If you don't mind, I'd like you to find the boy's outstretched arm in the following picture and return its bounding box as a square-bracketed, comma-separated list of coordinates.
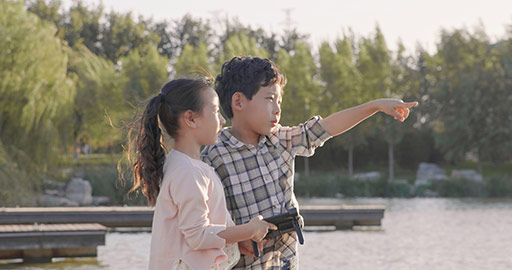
[319, 98, 418, 136]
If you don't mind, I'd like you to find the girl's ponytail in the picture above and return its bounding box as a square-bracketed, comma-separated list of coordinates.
[129, 95, 166, 206]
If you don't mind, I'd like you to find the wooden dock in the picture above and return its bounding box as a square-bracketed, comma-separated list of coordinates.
[0, 207, 153, 227]
[0, 205, 383, 261]
[0, 223, 106, 262]
[300, 205, 385, 229]
[0, 205, 384, 229]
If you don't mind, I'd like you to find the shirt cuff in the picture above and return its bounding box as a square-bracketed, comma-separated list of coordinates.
[200, 224, 227, 250]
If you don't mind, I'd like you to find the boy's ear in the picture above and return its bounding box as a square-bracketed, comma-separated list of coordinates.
[231, 92, 245, 112]
[182, 110, 197, 128]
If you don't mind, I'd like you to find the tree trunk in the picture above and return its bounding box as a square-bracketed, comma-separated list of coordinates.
[304, 157, 310, 176]
[348, 144, 354, 178]
[477, 149, 483, 176]
[388, 142, 394, 182]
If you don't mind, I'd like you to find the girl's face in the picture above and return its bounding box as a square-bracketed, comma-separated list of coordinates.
[195, 87, 226, 145]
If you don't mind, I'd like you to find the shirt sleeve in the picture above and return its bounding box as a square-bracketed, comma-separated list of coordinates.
[275, 115, 332, 157]
[169, 167, 226, 251]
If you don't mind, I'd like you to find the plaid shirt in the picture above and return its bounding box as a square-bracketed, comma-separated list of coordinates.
[201, 116, 331, 270]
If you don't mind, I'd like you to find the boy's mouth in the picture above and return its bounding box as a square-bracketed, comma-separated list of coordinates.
[271, 120, 278, 126]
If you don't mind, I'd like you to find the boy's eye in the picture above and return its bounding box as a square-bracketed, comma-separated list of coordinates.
[267, 97, 274, 102]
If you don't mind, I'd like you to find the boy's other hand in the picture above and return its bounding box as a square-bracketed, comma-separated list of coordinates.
[238, 239, 271, 257]
[375, 99, 418, 122]
[238, 240, 255, 257]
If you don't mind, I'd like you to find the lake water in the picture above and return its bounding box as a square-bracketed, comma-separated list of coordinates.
[1, 198, 512, 269]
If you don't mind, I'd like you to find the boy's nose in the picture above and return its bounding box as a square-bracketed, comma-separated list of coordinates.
[274, 104, 281, 115]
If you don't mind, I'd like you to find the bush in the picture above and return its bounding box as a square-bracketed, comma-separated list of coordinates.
[433, 178, 488, 197]
[487, 175, 512, 197]
[0, 144, 39, 206]
[79, 164, 147, 206]
[67, 154, 147, 206]
[295, 174, 342, 197]
[295, 174, 412, 198]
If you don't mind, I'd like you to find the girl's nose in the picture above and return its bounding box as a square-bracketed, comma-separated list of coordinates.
[220, 114, 226, 126]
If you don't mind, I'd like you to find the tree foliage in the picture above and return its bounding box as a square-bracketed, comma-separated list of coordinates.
[119, 44, 169, 106]
[0, 1, 75, 170]
[431, 28, 512, 166]
[68, 44, 124, 149]
[277, 42, 320, 126]
[1, 0, 511, 206]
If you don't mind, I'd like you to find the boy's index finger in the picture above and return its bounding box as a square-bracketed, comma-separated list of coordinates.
[400, 101, 418, 108]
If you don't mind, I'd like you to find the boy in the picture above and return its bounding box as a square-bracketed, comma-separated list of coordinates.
[201, 56, 417, 269]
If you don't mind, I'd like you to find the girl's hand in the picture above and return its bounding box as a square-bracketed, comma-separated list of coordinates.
[375, 99, 418, 122]
[248, 215, 277, 242]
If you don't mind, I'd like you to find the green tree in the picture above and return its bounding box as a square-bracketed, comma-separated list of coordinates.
[215, 32, 270, 75]
[381, 42, 420, 180]
[172, 14, 214, 57]
[173, 43, 211, 77]
[319, 35, 370, 177]
[26, 0, 64, 36]
[0, 1, 75, 167]
[277, 42, 320, 125]
[280, 28, 309, 55]
[357, 27, 407, 180]
[0, 1, 75, 204]
[277, 42, 320, 174]
[119, 44, 169, 107]
[62, 0, 103, 53]
[217, 18, 280, 61]
[101, 11, 160, 62]
[432, 27, 512, 172]
[68, 44, 125, 150]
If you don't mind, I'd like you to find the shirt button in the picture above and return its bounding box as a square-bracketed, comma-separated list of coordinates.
[210, 231, 214, 235]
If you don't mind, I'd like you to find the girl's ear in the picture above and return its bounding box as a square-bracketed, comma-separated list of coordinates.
[231, 92, 245, 112]
[182, 110, 197, 128]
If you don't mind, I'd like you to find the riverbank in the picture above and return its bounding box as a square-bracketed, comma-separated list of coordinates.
[5, 154, 512, 207]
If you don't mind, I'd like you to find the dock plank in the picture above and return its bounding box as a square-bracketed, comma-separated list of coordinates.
[0, 223, 107, 262]
[0, 205, 384, 228]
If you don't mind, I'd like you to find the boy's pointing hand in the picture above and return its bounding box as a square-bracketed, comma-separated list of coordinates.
[376, 99, 418, 122]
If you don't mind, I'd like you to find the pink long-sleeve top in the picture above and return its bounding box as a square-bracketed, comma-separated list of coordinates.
[149, 150, 235, 270]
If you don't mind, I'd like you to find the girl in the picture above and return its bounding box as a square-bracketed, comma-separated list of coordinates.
[123, 77, 276, 270]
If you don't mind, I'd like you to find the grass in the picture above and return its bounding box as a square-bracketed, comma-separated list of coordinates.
[443, 161, 512, 176]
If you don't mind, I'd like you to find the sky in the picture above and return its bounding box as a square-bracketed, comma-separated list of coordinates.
[61, 0, 512, 53]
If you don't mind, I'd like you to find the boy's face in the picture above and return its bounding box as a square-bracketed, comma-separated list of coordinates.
[242, 83, 282, 136]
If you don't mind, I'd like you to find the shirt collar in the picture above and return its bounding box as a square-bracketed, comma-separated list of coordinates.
[219, 127, 281, 149]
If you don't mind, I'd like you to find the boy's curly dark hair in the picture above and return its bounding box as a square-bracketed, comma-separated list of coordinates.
[215, 56, 287, 119]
